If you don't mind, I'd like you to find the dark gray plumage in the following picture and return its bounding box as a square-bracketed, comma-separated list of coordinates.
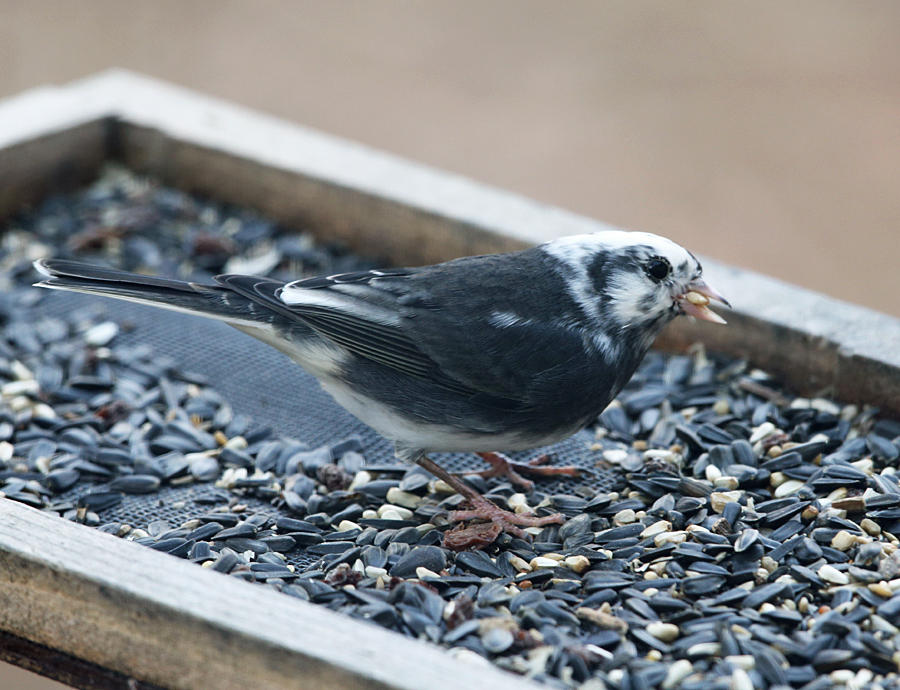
[34, 230, 729, 538]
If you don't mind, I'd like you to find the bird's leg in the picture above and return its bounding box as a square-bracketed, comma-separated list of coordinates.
[459, 451, 581, 491]
[402, 448, 565, 539]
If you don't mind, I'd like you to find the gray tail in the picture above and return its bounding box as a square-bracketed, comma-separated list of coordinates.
[33, 259, 272, 327]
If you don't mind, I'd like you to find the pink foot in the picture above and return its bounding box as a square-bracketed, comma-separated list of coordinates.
[447, 493, 564, 539]
[462, 451, 581, 491]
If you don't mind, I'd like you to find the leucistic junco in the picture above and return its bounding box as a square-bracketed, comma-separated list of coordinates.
[34, 230, 729, 543]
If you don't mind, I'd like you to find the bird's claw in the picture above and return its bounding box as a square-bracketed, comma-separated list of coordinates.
[445, 492, 564, 544]
[459, 451, 581, 491]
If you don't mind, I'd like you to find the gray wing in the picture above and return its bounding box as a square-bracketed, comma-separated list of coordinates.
[218, 259, 593, 409]
[218, 269, 481, 398]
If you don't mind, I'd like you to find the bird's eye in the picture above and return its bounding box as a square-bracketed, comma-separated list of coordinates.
[644, 257, 671, 282]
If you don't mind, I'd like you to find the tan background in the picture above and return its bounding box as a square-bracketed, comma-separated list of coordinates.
[0, 1, 897, 686]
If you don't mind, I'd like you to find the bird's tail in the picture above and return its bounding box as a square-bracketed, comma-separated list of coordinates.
[33, 259, 272, 328]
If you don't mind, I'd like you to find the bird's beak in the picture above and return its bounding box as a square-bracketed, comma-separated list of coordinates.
[677, 278, 731, 324]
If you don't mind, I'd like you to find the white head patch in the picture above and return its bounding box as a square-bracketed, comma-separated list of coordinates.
[542, 230, 702, 331]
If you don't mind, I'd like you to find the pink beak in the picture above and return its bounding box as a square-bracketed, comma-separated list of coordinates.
[676, 278, 731, 324]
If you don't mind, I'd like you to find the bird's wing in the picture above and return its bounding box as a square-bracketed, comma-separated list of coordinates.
[217, 265, 591, 409]
[217, 269, 486, 399]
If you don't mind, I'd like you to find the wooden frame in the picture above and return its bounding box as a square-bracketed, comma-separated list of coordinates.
[0, 70, 898, 688]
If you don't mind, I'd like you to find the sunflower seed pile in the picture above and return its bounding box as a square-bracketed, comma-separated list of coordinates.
[2, 167, 900, 689]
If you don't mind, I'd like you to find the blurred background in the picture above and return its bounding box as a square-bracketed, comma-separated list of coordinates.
[1, 1, 899, 318]
[0, 2, 897, 686]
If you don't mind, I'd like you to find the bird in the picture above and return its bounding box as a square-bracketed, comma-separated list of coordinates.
[33, 230, 729, 544]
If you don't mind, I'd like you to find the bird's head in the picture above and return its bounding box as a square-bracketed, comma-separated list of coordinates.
[543, 230, 730, 344]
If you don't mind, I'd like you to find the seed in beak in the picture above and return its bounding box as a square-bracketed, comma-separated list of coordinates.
[684, 291, 710, 306]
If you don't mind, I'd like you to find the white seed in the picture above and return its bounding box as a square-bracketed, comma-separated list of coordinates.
[337, 520, 360, 532]
[84, 321, 119, 346]
[684, 290, 709, 305]
[2, 380, 39, 396]
[710, 491, 742, 513]
[712, 399, 730, 415]
[871, 614, 899, 635]
[831, 530, 857, 551]
[10, 360, 33, 380]
[8, 395, 30, 411]
[774, 479, 805, 497]
[508, 493, 529, 509]
[686, 642, 720, 656]
[749, 422, 776, 444]
[644, 449, 677, 464]
[731, 668, 754, 690]
[852, 457, 875, 475]
[508, 555, 532, 572]
[646, 622, 679, 642]
[818, 564, 849, 585]
[654, 531, 687, 546]
[661, 659, 692, 689]
[564, 555, 590, 574]
[761, 556, 778, 574]
[705, 464, 722, 482]
[868, 581, 893, 598]
[861, 518, 881, 536]
[32, 403, 57, 420]
[810, 398, 840, 415]
[725, 655, 755, 670]
[613, 508, 636, 525]
[429, 479, 455, 494]
[853, 669, 874, 688]
[378, 506, 413, 521]
[416, 567, 440, 579]
[224, 435, 248, 450]
[386, 487, 421, 509]
[602, 449, 628, 464]
[713, 476, 739, 490]
[530, 556, 559, 570]
[829, 670, 854, 685]
[365, 565, 387, 578]
[641, 520, 672, 538]
[347, 470, 371, 491]
[0, 442, 12, 462]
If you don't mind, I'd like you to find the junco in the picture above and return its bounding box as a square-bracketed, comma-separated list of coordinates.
[34, 230, 729, 542]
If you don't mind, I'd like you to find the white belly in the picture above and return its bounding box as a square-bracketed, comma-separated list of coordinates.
[318, 378, 556, 453]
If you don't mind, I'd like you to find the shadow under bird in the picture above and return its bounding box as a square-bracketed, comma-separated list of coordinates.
[34, 230, 729, 544]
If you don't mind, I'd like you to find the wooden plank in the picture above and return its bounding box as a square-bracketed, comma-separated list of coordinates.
[0, 120, 110, 221]
[0, 630, 161, 690]
[0, 499, 538, 690]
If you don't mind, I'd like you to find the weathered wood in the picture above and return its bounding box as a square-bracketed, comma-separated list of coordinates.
[0, 120, 110, 221]
[0, 630, 161, 690]
[0, 499, 537, 690]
